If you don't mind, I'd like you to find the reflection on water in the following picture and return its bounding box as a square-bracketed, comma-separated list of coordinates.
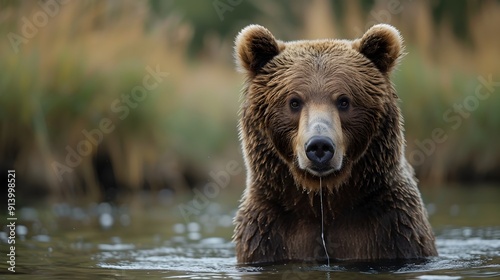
[1, 186, 499, 279]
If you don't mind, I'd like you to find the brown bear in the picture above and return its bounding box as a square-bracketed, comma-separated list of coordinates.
[233, 24, 438, 264]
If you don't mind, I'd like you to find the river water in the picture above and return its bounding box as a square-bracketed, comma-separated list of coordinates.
[1, 185, 499, 279]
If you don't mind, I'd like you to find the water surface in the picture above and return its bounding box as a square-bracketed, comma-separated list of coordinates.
[1, 186, 499, 279]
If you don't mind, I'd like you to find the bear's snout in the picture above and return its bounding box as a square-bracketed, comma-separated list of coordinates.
[296, 111, 345, 177]
[305, 136, 335, 169]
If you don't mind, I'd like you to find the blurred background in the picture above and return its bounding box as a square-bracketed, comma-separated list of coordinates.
[1, 0, 499, 204]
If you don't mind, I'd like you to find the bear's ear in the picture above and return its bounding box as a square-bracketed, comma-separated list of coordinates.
[234, 24, 281, 76]
[352, 24, 403, 74]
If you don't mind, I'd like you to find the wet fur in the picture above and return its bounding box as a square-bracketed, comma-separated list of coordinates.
[233, 24, 437, 264]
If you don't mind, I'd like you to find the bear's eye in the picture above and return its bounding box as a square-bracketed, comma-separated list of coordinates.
[289, 98, 302, 111]
[337, 96, 350, 111]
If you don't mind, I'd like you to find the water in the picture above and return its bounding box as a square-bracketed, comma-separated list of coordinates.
[1, 186, 499, 279]
[319, 177, 330, 266]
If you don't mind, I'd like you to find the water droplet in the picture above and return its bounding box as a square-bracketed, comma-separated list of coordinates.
[462, 227, 472, 237]
[16, 225, 28, 236]
[188, 232, 201, 240]
[0, 232, 7, 242]
[98, 202, 112, 214]
[173, 223, 185, 234]
[33, 235, 50, 242]
[319, 177, 330, 266]
[200, 237, 225, 245]
[100, 213, 114, 228]
[187, 222, 200, 232]
[98, 244, 135, 251]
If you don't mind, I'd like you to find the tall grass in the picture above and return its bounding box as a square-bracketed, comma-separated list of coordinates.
[0, 1, 241, 201]
[0, 0, 498, 202]
[389, 1, 500, 183]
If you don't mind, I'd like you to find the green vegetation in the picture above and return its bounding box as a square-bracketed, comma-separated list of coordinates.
[0, 0, 498, 201]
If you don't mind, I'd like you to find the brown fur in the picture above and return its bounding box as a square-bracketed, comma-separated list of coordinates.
[233, 24, 437, 264]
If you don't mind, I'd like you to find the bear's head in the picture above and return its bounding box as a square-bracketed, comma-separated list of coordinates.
[235, 24, 404, 191]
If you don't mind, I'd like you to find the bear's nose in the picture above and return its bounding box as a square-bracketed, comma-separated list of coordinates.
[305, 136, 335, 166]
